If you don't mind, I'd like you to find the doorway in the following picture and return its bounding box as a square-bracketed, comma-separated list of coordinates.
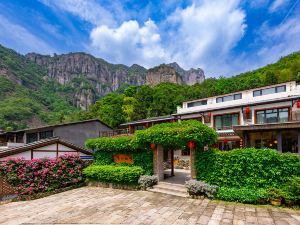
[162, 149, 191, 184]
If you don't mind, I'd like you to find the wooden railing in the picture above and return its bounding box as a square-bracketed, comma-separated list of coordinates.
[99, 129, 130, 137]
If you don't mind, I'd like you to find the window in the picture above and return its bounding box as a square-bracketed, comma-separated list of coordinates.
[214, 114, 239, 130]
[27, 133, 38, 143]
[187, 100, 207, 108]
[253, 85, 286, 97]
[216, 93, 242, 103]
[39, 130, 53, 140]
[255, 108, 289, 124]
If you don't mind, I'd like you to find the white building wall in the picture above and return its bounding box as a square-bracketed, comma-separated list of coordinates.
[58, 144, 76, 151]
[36, 144, 57, 151]
[1, 151, 31, 160]
[177, 81, 299, 115]
[33, 151, 56, 158]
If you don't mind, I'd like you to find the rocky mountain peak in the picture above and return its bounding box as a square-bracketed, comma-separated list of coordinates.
[146, 64, 183, 86]
[167, 62, 205, 85]
[25, 52, 205, 110]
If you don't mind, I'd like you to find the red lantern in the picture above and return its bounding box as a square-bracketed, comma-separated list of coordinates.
[207, 112, 212, 117]
[224, 139, 228, 144]
[150, 143, 156, 150]
[296, 102, 300, 108]
[244, 107, 251, 114]
[187, 140, 195, 150]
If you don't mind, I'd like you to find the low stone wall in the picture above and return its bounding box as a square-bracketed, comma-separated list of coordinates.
[0, 176, 15, 200]
[87, 181, 140, 191]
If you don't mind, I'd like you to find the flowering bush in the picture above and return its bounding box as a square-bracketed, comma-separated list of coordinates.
[0, 154, 89, 196]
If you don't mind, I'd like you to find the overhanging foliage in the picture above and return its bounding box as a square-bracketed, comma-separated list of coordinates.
[86, 135, 138, 152]
[135, 120, 218, 149]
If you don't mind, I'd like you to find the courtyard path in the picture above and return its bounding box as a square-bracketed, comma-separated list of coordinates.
[0, 187, 299, 225]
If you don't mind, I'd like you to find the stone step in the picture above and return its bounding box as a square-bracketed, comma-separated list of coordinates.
[148, 187, 188, 198]
[153, 183, 187, 193]
[158, 182, 186, 188]
[147, 182, 189, 198]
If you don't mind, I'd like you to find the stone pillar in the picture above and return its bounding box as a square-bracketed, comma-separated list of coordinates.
[277, 131, 282, 153]
[171, 149, 174, 176]
[153, 145, 164, 181]
[190, 148, 196, 179]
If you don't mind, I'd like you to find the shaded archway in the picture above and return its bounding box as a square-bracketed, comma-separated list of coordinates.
[135, 120, 218, 182]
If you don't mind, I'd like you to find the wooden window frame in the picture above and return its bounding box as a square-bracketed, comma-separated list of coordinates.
[213, 112, 240, 130]
[254, 106, 291, 124]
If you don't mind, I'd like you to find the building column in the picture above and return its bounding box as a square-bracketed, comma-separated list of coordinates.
[277, 131, 282, 153]
[170, 149, 174, 176]
[297, 130, 300, 154]
[153, 145, 164, 181]
[190, 148, 196, 179]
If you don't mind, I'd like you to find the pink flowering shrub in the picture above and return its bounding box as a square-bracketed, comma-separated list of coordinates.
[0, 154, 89, 196]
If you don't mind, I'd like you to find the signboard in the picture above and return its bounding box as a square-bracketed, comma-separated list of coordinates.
[113, 154, 133, 164]
[80, 155, 94, 160]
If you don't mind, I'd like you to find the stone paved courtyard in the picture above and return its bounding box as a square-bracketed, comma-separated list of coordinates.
[0, 187, 299, 225]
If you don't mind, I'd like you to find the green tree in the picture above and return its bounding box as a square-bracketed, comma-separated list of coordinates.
[90, 93, 125, 128]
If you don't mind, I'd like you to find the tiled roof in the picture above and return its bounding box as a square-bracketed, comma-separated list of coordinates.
[120, 115, 174, 126]
[0, 137, 92, 158]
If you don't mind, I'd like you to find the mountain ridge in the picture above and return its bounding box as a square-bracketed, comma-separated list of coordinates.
[25, 52, 205, 109]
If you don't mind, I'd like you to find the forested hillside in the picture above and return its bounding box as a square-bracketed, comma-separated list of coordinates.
[1, 42, 299, 131]
[0, 45, 79, 130]
[70, 51, 300, 128]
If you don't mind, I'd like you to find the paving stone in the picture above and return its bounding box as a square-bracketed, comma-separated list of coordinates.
[220, 218, 233, 225]
[0, 187, 298, 225]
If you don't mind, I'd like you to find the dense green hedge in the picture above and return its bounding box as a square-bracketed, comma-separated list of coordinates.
[86, 136, 138, 152]
[83, 165, 144, 184]
[135, 120, 217, 149]
[94, 150, 153, 175]
[216, 187, 268, 204]
[196, 148, 300, 188]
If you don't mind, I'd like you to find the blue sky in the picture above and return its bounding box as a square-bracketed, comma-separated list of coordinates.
[0, 0, 299, 77]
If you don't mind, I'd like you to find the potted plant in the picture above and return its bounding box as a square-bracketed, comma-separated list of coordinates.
[267, 188, 284, 206]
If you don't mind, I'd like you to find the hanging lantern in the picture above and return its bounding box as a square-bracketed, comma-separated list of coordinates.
[187, 140, 195, 150]
[207, 112, 212, 117]
[244, 107, 251, 114]
[296, 101, 300, 108]
[150, 143, 156, 150]
[224, 139, 228, 144]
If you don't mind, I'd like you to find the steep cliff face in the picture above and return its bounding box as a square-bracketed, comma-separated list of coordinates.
[26, 52, 205, 110]
[26, 52, 147, 109]
[167, 62, 205, 85]
[146, 64, 183, 86]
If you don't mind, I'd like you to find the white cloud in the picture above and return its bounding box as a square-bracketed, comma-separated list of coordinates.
[269, 0, 289, 12]
[257, 15, 300, 64]
[0, 15, 55, 54]
[90, 19, 168, 67]
[40, 0, 116, 26]
[249, 0, 270, 8]
[165, 0, 246, 75]
[90, 0, 246, 76]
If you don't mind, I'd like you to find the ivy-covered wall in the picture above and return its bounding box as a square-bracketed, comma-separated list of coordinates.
[86, 136, 153, 175]
[94, 151, 153, 175]
[86, 120, 217, 177]
[195, 148, 300, 188]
